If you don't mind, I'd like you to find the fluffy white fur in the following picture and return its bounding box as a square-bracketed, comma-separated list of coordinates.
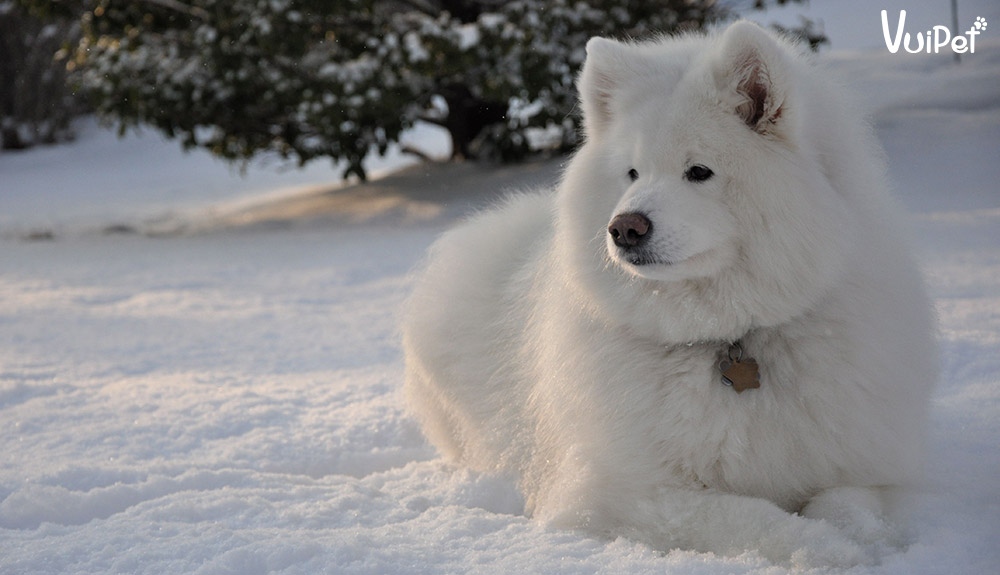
[402, 21, 936, 567]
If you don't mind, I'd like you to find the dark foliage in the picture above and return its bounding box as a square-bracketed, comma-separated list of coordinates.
[10, 1, 820, 177]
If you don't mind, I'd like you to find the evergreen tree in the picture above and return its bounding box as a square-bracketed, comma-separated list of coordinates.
[0, 3, 81, 150]
[15, 1, 722, 178]
[14, 1, 819, 179]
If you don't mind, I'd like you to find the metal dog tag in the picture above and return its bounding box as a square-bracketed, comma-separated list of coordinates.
[720, 358, 760, 393]
[719, 342, 760, 393]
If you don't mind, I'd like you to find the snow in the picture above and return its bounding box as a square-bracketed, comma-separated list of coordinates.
[1, 35, 999, 575]
[0, 118, 450, 238]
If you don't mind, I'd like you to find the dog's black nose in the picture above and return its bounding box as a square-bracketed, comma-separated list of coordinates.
[608, 212, 651, 249]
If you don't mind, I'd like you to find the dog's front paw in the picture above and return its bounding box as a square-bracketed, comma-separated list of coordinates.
[761, 512, 870, 568]
[802, 486, 903, 549]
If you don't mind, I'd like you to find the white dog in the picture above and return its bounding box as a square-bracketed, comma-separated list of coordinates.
[403, 21, 936, 567]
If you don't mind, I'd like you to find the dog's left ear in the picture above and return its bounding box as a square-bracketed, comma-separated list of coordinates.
[713, 21, 790, 136]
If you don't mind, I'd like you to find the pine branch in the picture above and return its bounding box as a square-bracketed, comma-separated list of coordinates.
[393, 0, 441, 17]
[138, 0, 211, 21]
[417, 114, 449, 128]
[400, 144, 438, 162]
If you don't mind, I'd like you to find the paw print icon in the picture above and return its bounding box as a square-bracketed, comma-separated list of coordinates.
[974, 16, 988, 30]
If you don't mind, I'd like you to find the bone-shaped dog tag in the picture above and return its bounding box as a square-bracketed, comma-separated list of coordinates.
[720, 358, 760, 393]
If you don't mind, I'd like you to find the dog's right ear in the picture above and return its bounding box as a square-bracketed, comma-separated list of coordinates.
[578, 37, 639, 139]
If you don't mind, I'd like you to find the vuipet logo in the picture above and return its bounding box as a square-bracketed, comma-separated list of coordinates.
[882, 10, 988, 54]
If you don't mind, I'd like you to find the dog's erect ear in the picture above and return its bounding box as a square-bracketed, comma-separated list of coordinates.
[713, 21, 789, 135]
[578, 37, 642, 139]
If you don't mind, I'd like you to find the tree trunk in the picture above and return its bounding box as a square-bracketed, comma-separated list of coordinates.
[439, 83, 507, 160]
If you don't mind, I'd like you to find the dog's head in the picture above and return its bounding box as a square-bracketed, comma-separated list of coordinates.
[556, 21, 860, 338]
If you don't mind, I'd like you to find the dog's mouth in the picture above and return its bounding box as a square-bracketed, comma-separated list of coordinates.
[621, 250, 670, 267]
[610, 243, 676, 270]
[613, 246, 722, 281]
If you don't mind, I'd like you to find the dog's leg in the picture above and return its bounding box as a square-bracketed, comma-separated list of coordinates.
[801, 486, 904, 548]
[542, 485, 869, 567]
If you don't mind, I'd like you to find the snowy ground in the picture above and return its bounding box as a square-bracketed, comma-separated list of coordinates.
[1, 40, 999, 575]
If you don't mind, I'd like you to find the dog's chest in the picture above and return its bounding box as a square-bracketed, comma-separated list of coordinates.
[606, 344, 820, 504]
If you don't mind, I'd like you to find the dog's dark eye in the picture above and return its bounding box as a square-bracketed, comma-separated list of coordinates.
[685, 165, 713, 182]
[627, 168, 639, 182]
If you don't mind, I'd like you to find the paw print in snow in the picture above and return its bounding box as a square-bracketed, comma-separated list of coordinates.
[974, 17, 987, 30]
